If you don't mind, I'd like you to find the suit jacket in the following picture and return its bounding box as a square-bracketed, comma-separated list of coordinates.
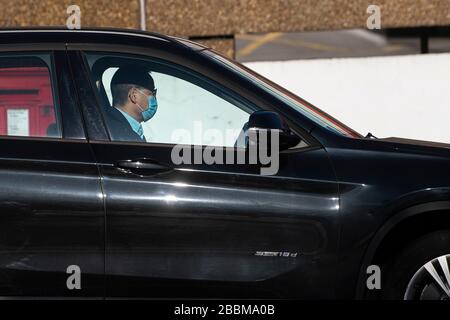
[104, 107, 145, 142]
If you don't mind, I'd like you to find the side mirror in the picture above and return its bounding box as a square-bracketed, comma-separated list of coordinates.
[247, 111, 301, 151]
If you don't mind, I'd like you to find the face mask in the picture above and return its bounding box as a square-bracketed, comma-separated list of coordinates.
[136, 89, 158, 122]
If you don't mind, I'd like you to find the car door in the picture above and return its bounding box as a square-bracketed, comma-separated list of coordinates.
[0, 48, 104, 298]
[69, 47, 340, 299]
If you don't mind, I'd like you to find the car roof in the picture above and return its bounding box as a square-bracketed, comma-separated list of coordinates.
[0, 27, 209, 51]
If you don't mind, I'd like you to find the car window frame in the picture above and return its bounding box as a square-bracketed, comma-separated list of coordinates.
[0, 44, 87, 142]
[84, 51, 260, 148]
[67, 43, 320, 150]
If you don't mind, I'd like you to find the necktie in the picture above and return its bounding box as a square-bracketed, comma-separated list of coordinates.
[137, 125, 144, 140]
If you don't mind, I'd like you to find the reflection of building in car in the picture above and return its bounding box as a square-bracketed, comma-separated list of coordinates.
[0, 67, 57, 137]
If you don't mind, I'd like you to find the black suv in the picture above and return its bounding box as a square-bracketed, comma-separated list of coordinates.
[0, 28, 449, 300]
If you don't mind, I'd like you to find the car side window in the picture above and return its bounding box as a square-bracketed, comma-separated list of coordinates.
[85, 53, 254, 148]
[0, 53, 61, 138]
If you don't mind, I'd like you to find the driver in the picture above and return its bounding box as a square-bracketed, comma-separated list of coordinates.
[105, 65, 158, 142]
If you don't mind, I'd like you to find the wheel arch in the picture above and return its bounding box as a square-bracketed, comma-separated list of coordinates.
[355, 200, 450, 299]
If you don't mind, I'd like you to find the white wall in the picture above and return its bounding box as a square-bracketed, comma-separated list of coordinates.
[245, 53, 450, 143]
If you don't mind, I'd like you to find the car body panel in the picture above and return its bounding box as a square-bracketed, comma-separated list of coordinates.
[91, 142, 340, 298]
[0, 48, 104, 297]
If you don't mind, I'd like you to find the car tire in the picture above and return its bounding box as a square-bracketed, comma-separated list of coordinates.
[381, 230, 450, 300]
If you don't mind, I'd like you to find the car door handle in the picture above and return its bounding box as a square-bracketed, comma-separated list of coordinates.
[116, 159, 172, 174]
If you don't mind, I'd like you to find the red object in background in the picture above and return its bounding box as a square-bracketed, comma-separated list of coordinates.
[0, 67, 56, 137]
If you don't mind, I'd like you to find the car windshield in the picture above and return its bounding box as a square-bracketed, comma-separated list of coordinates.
[203, 49, 362, 138]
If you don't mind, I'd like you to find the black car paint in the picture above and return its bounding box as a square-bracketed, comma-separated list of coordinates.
[0, 28, 448, 299]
